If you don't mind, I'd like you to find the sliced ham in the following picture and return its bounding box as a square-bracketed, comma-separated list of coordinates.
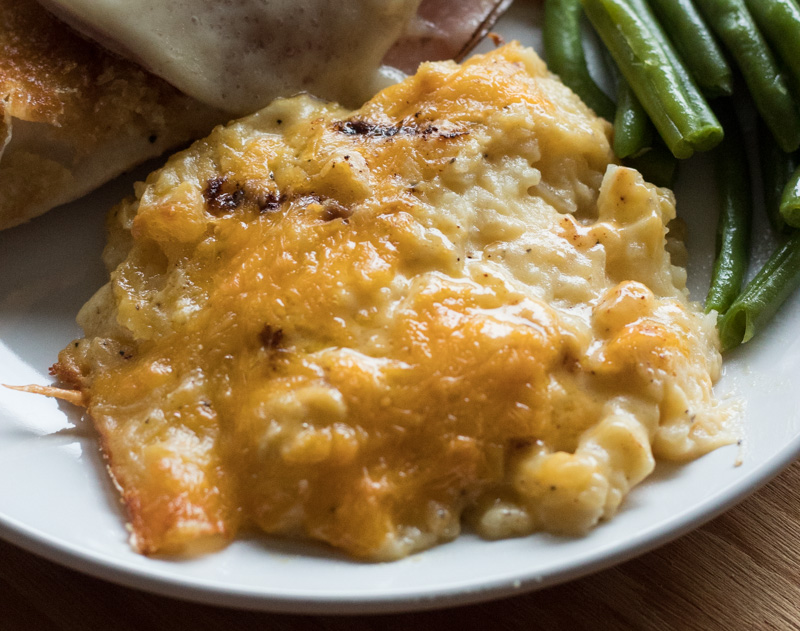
[385, 0, 514, 74]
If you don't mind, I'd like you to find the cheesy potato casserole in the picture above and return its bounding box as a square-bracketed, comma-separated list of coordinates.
[54, 43, 732, 559]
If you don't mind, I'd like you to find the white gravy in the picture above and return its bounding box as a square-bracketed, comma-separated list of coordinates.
[38, 0, 421, 114]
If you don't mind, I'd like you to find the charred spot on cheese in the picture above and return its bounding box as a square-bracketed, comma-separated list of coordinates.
[295, 194, 353, 222]
[54, 44, 733, 561]
[334, 119, 415, 138]
[257, 192, 287, 214]
[259, 325, 284, 350]
[320, 202, 352, 222]
[333, 118, 467, 141]
[203, 177, 246, 216]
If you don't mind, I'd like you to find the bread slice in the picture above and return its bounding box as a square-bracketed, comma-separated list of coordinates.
[0, 0, 226, 230]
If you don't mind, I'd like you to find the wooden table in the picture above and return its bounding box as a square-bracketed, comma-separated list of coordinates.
[3, 459, 798, 631]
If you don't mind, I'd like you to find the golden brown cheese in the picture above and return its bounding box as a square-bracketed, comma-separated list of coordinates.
[55, 43, 732, 559]
[0, 0, 226, 230]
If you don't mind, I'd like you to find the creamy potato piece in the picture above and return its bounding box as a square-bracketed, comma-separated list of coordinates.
[38, 0, 421, 114]
[55, 44, 732, 559]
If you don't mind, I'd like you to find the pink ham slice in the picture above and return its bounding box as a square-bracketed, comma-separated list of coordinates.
[385, 0, 514, 74]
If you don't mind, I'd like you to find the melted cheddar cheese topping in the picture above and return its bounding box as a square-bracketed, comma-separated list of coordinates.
[56, 43, 732, 559]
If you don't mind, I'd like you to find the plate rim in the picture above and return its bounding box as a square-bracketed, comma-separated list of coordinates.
[1, 433, 798, 614]
[2, 1, 799, 614]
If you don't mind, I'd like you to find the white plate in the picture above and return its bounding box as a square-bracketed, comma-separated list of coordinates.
[1, 2, 799, 615]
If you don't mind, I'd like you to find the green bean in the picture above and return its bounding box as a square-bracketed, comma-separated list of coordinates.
[759, 118, 797, 233]
[646, 0, 734, 97]
[779, 165, 800, 228]
[744, 0, 800, 91]
[624, 0, 722, 123]
[695, 0, 800, 153]
[582, 0, 723, 159]
[613, 75, 653, 158]
[717, 231, 800, 350]
[705, 103, 752, 314]
[544, 0, 616, 120]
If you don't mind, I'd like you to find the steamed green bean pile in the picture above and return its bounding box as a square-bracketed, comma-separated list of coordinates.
[543, 0, 800, 351]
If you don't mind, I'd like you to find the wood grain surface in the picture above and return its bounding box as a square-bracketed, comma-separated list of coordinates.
[3, 459, 798, 631]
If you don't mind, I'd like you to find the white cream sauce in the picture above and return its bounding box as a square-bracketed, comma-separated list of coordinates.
[38, 0, 421, 114]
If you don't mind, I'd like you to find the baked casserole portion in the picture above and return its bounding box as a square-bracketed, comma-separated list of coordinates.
[54, 43, 732, 559]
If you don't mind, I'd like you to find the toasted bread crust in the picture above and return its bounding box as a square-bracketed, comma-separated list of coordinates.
[0, 0, 226, 230]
